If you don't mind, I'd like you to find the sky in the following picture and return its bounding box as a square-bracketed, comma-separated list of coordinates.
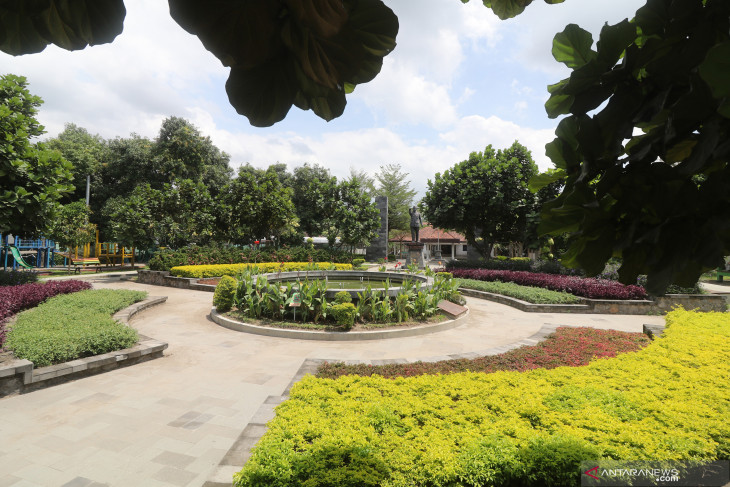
[0, 0, 645, 197]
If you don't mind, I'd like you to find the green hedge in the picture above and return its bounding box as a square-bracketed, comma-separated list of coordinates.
[149, 244, 354, 271]
[171, 262, 353, 278]
[6, 289, 146, 367]
[235, 308, 730, 486]
[454, 278, 583, 304]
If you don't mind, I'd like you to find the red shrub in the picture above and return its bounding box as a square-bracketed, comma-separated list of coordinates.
[0, 280, 92, 349]
[450, 268, 647, 300]
[317, 327, 650, 379]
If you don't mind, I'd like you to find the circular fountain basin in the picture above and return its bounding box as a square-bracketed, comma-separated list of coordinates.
[258, 270, 434, 300]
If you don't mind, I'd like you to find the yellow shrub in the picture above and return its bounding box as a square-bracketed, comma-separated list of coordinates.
[235, 308, 730, 487]
[170, 262, 352, 278]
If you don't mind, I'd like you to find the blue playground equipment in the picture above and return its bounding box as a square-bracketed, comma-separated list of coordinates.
[1, 234, 56, 270]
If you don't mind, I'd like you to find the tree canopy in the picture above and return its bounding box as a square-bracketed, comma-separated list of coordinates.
[422, 141, 538, 258]
[0, 74, 73, 237]
[532, 0, 730, 293]
[374, 163, 417, 231]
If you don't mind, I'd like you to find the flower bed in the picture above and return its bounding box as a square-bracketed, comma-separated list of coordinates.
[235, 309, 730, 486]
[317, 327, 649, 379]
[0, 280, 92, 349]
[450, 268, 647, 300]
[170, 262, 353, 278]
[6, 289, 146, 367]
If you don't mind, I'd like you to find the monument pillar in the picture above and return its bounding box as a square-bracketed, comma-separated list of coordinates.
[366, 195, 388, 262]
[405, 242, 425, 269]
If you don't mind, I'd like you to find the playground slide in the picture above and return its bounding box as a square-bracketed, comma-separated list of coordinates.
[9, 246, 33, 269]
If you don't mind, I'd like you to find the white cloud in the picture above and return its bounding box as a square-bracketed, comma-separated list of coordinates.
[185, 111, 556, 202]
[355, 59, 459, 129]
[507, 0, 647, 76]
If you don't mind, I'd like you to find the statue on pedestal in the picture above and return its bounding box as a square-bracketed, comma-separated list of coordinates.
[409, 206, 422, 242]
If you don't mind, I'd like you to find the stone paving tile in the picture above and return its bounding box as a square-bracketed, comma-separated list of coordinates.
[0, 475, 22, 487]
[60, 477, 104, 487]
[13, 464, 76, 486]
[152, 466, 198, 487]
[153, 451, 197, 469]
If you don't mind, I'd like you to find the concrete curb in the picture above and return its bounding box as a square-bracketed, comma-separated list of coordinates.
[0, 296, 169, 397]
[209, 307, 470, 341]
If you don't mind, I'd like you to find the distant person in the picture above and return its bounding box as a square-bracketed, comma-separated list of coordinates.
[409, 206, 422, 242]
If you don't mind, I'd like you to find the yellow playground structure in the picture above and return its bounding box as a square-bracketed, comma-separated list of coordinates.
[61, 230, 135, 267]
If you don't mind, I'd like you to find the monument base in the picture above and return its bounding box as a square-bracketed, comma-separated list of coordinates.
[405, 242, 425, 269]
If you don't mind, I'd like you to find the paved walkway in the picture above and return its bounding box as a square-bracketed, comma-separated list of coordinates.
[0, 274, 669, 486]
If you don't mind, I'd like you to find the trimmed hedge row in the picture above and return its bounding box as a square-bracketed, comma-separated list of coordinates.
[450, 268, 647, 300]
[171, 262, 353, 278]
[454, 278, 583, 304]
[6, 289, 146, 367]
[317, 327, 650, 379]
[149, 244, 354, 271]
[235, 308, 730, 486]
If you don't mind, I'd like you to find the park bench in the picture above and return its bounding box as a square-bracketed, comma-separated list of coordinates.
[57, 253, 102, 274]
[716, 269, 730, 282]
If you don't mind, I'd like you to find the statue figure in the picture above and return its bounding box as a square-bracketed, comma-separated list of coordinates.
[409, 206, 423, 242]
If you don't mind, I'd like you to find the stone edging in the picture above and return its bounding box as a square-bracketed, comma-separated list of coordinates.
[209, 306, 470, 341]
[459, 288, 728, 315]
[203, 321, 666, 485]
[0, 296, 169, 398]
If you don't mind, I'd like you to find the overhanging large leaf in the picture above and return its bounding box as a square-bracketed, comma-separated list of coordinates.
[226, 60, 297, 127]
[168, 0, 283, 68]
[171, 0, 397, 126]
[552, 24, 597, 69]
[699, 41, 730, 101]
[0, 0, 125, 55]
[461, 0, 564, 19]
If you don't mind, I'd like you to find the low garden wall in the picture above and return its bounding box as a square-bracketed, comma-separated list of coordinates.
[137, 270, 213, 291]
[459, 288, 727, 314]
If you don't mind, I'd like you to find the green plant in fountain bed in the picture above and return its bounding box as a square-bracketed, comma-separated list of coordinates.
[213, 275, 237, 312]
[330, 302, 356, 330]
[334, 290, 352, 304]
[412, 291, 438, 320]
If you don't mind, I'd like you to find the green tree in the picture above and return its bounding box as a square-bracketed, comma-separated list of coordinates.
[219, 167, 298, 246]
[0, 74, 73, 237]
[374, 163, 416, 231]
[46, 123, 109, 204]
[151, 116, 233, 195]
[48, 201, 97, 265]
[348, 168, 376, 201]
[323, 179, 380, 249]
[532, 0, 730, 293]
[102, 184, 159, 251]
[155, 179, 217, 248]
[422, 141, 538, 258]
[291, 163, 339, 237]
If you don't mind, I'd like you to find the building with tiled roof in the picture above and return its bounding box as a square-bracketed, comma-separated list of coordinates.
[389, 225, 468, 260]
